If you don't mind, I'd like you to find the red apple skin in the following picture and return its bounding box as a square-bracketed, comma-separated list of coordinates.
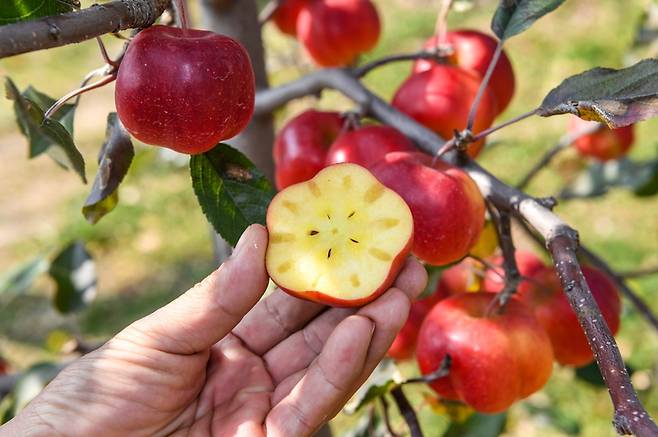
[115, 25, 255, 154]
[273, 0, 308, 36]
[268, 229, 413, 308]
[416, 293, 553, 413]
[568, 117, 635, 162]
[528, 266, 621, 367]
[436, 259, 482, 296]
[484, 253, 622, 367]
[370, 152, 485, 266]
[0, 357, 7, 375]
[413, 30, 515, 114]
[392, 66, 497, 158]
[273, 110, 344, 189]
[387, 292, 442, 360]
[482, 250, 548, 296]
[325, 125, 416, 168]
[297, 0, 380, 67]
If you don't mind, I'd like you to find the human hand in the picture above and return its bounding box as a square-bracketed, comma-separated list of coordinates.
[1, 224, 427, 437]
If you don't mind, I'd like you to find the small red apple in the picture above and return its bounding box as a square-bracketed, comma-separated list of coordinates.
[273, 0, 308, 36]
[387, 292, 442, 360]
[297, 0, 381, 67]
[115, 25, 255, 154]
[325, 125, 416, 168]
[413, 30, 515, 114]
[484, 252, 622, 367]
[568, 117, 635, 162]
[436, 259, 483, 296]
[0, 357, 7, 375]
[482, 250, 548, 296]
[392, 65, 497, 158]
[370, 152, 485, 266]
[273, 110, 344, 189]
[416, 293, 553, 413]
[266, 163, 414, 307]
[527, 266, 621, 367]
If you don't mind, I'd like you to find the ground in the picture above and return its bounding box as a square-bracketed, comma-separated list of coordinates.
[0, 0, 657, 435]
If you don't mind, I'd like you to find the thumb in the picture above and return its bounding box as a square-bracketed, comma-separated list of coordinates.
[123, 224, 270, 355]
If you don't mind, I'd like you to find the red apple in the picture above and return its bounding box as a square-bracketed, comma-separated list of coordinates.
[273, 110, 344, 189]
[387, 292, 442, 360]
[568, 117, 635, 162]
[266, 163, 414, 307]
[436, 259, 483, 296]
[526, 266, 621, 367]
[115, 25, 255, 154]
[482, 250, 548, 296]
[297, 0, 380, 67]
[325, 125, 416, 168]
[416, 293, 553, 413]
[273, 0, 308, 36]
[0, 357, 7, 375]
[413, 30, 515, 114]
[392, 66, 497, 158]
[484, 253, 622, 367]
[370, 152, 485, 266]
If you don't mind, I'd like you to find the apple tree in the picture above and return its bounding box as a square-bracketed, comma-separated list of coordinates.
[1, 0, 658, 435]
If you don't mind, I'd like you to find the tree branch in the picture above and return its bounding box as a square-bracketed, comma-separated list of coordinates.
[516, 121, 602, 190]
[390, 386, 423, 437]
[0, 0, 170, 59]
[487, 205, 521, 308]
[254, 69, 658, 435]
[353, 50, 447, 78]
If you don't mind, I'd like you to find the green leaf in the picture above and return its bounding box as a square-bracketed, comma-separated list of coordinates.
[0, 0, 77, 24]
[560, 158, 658, 200]
[190, 144, 276, 247]
[344, 413, 387, 437]
[537, 59, 658, 128]
[344, 359, 399, 414]
[5, 77, 86, 182]
[10, 362, 60, 416]
[491, 0, 565, 41]
[444, 412, 507, 437]
[82, 113, 134, 224]
[49, 241, 97, 314]
[0, 256, 49, 296]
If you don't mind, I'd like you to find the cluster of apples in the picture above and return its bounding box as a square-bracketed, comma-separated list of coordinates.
[273, 0, 381, 67]
[387, 250, 621, 413]
[269, 109, 487, 304]
[393, 29, 516, 157]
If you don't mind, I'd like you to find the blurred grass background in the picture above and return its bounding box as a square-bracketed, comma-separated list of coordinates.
[0, 0, 657, 435]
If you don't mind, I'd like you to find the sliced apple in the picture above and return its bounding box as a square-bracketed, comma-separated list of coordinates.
[266, 163, 414, 307]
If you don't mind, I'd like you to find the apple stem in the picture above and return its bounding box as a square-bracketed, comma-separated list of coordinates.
[516, 121, 602, 190]
[404, 355, 451, 385]
[174, 0, 190, 30]
[465, 40, 504, 132]
[43, 74, 117, 120]
[433, 0, 454, 48]
[258, 0, 284, 26]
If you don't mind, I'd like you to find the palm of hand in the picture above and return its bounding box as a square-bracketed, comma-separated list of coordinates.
[8, 226, 426, 437]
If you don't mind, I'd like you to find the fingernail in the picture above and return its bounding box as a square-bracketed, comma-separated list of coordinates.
[353, 315, 376, 339]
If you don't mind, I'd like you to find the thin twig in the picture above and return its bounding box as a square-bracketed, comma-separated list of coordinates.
[259, 0, 283, 25]
[487, 204, 520, 309]
[390, 386, 424, 437]
[403, 355, 451, 385]
[465, 40, 503, 131]
[618, 266, 658, 279]
[354, 50, 447, 78]
[44, 74, 117, 120]
[380, 396, 401, 437]
[516, 121, 602, 190]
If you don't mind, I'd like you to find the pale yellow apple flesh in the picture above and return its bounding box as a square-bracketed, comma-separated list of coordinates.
[266, 163, 414, 306]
